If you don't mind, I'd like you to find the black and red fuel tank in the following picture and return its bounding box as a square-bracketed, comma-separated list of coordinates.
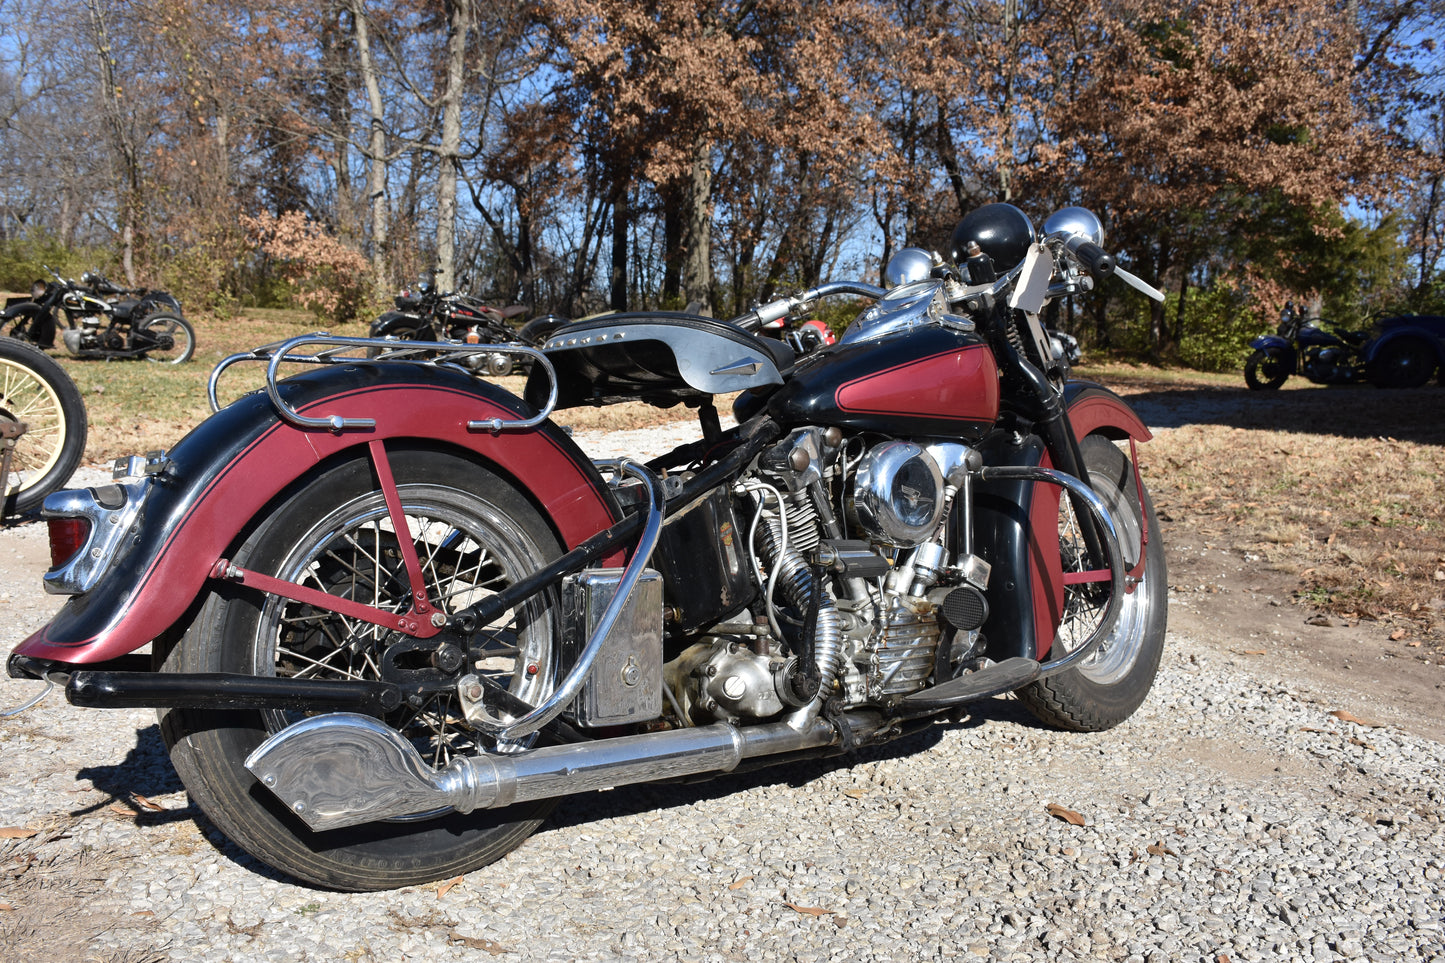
[740, 323, 1000, 439]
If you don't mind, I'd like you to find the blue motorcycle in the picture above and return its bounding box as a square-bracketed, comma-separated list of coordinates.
[1244, 302, 1370, 390]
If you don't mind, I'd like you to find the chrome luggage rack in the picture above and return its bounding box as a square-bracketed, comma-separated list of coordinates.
[208, 333, 558, 433]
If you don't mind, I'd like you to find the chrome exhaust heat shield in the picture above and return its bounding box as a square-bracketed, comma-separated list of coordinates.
[245, 712, 841, 832]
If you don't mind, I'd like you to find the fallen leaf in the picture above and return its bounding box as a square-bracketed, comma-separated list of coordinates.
[1146, 842, 1177, 858]
[436, 876, 464, 899]
[448, 930, 507, 954]
[107, 804, 134, 817]
[1349, 737, 1376, 751]
[1242, 650, 1267, 656]
[833, 915, 848, 928]
[783, 902, 831, 917]
[1329, 710, 1384, 728]
[1299, 727, 1329, 733]
[1390, 629, 1408, 641]
[131, 794, 166, 812]
[842, 789, 868, 799]
[1046, 804, 1086, 826]
[0, 827, 38, 839]
[728, 876, 753, 891]
[0, 902, 13, 912]
[1407, 641, 1421, 648]
[132, 910, 155, 918]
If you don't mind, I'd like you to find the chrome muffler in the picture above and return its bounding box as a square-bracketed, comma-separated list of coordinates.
[245, 712, 852, 832]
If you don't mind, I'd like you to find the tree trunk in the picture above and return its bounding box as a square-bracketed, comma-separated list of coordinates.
[681, 139, 713, 313]
[85, 0, 141, 285]
[435, 0, 473, 291]
[610, 178, 629, 312]
[349, 0, 389, 296]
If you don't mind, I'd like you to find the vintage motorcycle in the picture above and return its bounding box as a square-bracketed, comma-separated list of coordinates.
[1243, 301, 1370, 389]
[9, 203, 1168, 891]
[3, 268, 195, 364]
[369, 276, 530, 375]
[0, 336, 88, 515]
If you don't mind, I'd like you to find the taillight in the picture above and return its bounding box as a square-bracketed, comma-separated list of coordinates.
[48, 517, 92, 569]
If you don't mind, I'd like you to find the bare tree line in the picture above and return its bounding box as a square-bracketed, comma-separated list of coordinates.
[0, 0, 1439, 341]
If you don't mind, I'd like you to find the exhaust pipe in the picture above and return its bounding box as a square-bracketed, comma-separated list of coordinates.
[246, 712, 854, 832]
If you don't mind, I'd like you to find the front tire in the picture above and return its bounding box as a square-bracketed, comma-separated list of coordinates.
[1016, 435, 1168, 731]
[0, 336, 88, 515]
[159, 448, 564, 890]
[1243, 348, 1289, 390]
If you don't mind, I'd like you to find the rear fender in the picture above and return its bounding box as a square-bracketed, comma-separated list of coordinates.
[1363, 328, 1445, 365]
[975, 382, 1151, 661]
[14, 363, 620, 666]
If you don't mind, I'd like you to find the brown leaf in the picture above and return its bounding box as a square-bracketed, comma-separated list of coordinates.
[436, 875, 464, 899]
[1349, 737, 1376, 750]
[132, 910, 155, 918]
[1329, 710, 1384, 728]
[1390, 629, 1408, 641]
[0, 902, 14, 912]
[131, 794, 166, 812]
[1299, 727, 1329, 733]
[841, 789, 868, 799]
[0, 827, 38, 839]
[783, 901, 831, 917]
[1242, 649, 1267, 656]
[1146, 842, 1177, 858]
[107, 803, 134, 817]
[728, 876, 753, 891]
[448, 930, 507, 954]
[1046, 803, 1086, 826]
[833, 915, 848, 928]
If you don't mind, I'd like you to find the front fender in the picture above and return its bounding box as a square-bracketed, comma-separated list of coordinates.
[14, 363, 619, 666]
[1062, 381, 1151, 443]
[1249, 334, 1293, 353]
[975, 383, 1153, 661]
[368, 311, 432, 339]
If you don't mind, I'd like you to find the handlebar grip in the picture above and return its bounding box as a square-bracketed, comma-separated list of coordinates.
[1068, 240, 1115, 280]
[728, 310, 763, 332]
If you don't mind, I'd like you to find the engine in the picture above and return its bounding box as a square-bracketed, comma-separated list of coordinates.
[662, 428, 992, 725]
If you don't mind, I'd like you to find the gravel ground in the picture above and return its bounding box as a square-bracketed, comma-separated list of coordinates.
[2, 424, 1443, 962]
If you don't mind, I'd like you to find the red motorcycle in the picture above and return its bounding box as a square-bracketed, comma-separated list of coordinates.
[10, 203, 1168, 891]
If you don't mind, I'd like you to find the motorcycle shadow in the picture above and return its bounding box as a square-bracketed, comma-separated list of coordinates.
[540, 705, 1021, 835]
[1123, 384, 1445, 445]
[74, 724, 191, 825]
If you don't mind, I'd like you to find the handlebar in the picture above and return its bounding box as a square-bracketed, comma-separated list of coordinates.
[728, 280, 887, 332]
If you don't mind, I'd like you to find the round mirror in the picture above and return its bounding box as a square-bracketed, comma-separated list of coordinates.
[1041, 207, 1104, 246]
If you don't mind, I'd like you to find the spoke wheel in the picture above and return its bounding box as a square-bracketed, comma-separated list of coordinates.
[138, 314, 196, 364]
[1016, 435, 1168, 731]
[1369, 338, 1435, 389]
[160, 448, 563, 890]
[1243, 348, 1289, 390]
[0, 336, 87, 515]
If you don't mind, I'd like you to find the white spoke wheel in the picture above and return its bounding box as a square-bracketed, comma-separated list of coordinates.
[1016, 435, 1168, 731]
[138, 313, 196, 364]
[159, 449, 564, 890]
[0, 336, 87, 515]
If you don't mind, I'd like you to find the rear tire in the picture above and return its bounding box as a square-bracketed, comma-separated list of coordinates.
[1369, 338, 1435, 388]
[138, 314, 196, 364]
[159, 448, 563, 890]
[1016, 435, 1168, 731]
[1244, 348, 1289, 390]
[0, 336, 87, 515]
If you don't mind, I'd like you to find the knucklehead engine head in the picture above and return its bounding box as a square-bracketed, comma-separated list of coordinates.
[950, 203, 1036, 275]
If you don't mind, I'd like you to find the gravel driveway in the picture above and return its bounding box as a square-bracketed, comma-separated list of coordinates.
[2, 423, 1442, 963]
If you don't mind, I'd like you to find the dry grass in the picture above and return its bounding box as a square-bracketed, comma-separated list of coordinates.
[1092, 367, 1445, 641]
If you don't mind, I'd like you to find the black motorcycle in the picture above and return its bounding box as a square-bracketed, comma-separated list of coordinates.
[0, 335, 87, 515]
[4, 268, 195, 365]
[369, 277, 530, 375]
[1243, 301, 1370, 389]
